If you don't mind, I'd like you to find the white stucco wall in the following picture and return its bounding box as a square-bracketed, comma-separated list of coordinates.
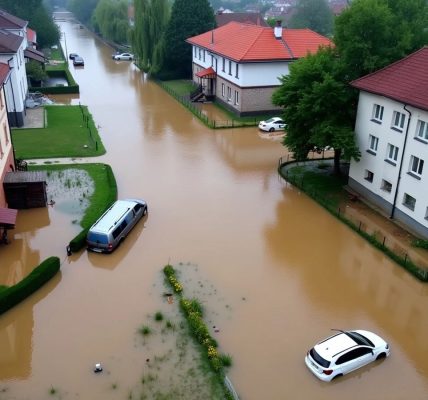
[191, 45, 291, 88]
[349, 91, 428, 230]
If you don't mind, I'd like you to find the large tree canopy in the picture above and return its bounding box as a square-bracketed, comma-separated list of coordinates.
[0, 0, 60, 47]
[132, 0, 170, 75]
[334, 0, 428, 79]
[272, 47, 359, 173]
[163, 0, 215, 78]
[93, 0, 129, 45]
[289, 0, 333, 36]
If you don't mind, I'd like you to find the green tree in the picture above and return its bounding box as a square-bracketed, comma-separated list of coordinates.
[334, 0, 428, 79]
[67, 0, 99, 26]
[93, 0, 129, 44]
[0, 0, 60, 47]
[163, 0, 215, 78]
[272, 47, 359, 174]
[25, 60, 48, 82]
[132, 0, 170, 74]
[289, 0, 333, 36]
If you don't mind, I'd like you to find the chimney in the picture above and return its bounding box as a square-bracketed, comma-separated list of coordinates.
[274, 20, 283, 40]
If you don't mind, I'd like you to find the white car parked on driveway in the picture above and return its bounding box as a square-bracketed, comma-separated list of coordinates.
[258, 117, 286, 132]
[305, 329, 390, 381]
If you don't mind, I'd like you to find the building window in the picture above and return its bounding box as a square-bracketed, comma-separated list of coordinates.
[235, 64, 239, 78]
[381, 179, 392, 193]
[3, 123, 8, 145]
[391, 111, 406, 131]
[221, 83, 225, 97]
[222, 58, 225, 72]
[403, 193, 416, 211]
[409, 155, 424, 177]
[416, 119, 428, 142]
[198, 48, 201, 60]
[203, 50, 205, 63]
[367, 134, 379, 154]
[372, 104, 384, 123]
[425, 207, 428, 221]
[364, 169, 374, 182]
[194, 47, 196, 57]
[211, 54, 214, 67]
[386, 143, 399, 164]
[227, 86, 231, 102]
[228, 60, 232, 75]
[234, 90, 239, 105]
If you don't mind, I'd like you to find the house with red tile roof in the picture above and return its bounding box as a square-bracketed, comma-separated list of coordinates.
[348, 46, 428, 239]
[186, 21, 332, 115]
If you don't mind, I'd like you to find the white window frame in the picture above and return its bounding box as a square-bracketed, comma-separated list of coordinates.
[392, 111, 406, 131]
[416, 119, 428, 141]
[372, 104, 384, 123]
[381, 179, 392, 193]
[364, 169, 374, 182]
[227, 86, 231, 102]
[403, 193, 416, 211]
[221, 83, 225, 97]
[409, 155, 424, 177]
[368, 134, 379, 153]
[234, 90, 239, 105]
[386, 143, 399, 163]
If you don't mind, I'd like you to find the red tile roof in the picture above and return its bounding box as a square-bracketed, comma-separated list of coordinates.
[27, 27, 36, 44]
[196, 67, 216, 78]
[0, 207, 17, 228]
[351, 47, 428, 111]
[0, 8, 27, 29]
[0, 62, 10, 85]
[186, 21, 332, 62]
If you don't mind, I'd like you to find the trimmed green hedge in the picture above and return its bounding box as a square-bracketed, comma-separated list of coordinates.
[69, 164, 118, 252]
[30, 68, 79, 94]
[0, 257, 60, 314]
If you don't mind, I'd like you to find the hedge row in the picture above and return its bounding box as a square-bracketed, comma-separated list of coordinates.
[30, 68, 79, 94]
[0, 257, 60, 314]
[68, 164, 118, 252]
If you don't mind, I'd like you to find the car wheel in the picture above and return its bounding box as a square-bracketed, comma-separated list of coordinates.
[376, 353, 386, 360]
[332, 374, 343, 380]
[269, 127, 275, 132]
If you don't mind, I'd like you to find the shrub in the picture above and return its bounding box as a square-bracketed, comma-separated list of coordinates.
[0, 257, 60, 315]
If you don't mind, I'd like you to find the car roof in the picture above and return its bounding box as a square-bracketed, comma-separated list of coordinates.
[314, 332, 358, 361]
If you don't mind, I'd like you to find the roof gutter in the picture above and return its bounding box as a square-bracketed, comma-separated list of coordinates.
[390, 104, 412, 219]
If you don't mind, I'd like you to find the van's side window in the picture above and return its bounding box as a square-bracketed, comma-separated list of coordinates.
[112, 220, 128, 239]
[134, 203, 142, 212]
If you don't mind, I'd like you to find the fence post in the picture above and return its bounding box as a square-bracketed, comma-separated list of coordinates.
[358, 221, 362, 231]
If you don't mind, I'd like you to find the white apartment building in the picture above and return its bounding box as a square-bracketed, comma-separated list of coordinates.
[349, 47, 428, 239]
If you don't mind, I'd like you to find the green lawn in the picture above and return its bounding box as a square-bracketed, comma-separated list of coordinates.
[29, 163, 116, 229]
[12, 105, 105, 159]
[285, 162, 349, 209]
[162, 79, 197, 96]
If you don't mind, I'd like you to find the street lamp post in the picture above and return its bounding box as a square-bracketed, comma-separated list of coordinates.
[62, 31, 68, 65]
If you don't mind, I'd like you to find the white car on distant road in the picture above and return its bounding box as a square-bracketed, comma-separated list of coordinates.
[113, 52, 134, 61]
[258, 117, 286, 132]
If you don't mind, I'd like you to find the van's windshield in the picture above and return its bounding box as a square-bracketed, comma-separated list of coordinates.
[87, 232, 108, 244]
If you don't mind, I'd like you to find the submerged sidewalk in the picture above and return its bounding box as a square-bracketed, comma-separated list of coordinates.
[279, 159, 428, 276]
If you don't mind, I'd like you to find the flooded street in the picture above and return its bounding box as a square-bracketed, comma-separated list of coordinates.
[1, 15, 428, 400]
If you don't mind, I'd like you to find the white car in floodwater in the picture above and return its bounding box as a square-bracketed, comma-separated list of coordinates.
[258, 117, 286, 132]
[305, 329, 390, 381]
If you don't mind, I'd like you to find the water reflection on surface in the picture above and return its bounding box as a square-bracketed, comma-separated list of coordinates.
[0, 14, 427, 400]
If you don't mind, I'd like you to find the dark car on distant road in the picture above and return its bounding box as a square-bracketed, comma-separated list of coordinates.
[69, 53, 79, 60]
[73, 56, 84, 66]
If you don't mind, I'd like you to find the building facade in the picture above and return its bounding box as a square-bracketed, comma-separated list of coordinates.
[348, 47, 428, 239]
[186, 21, 332, 116]
[0, 62, 15, 208]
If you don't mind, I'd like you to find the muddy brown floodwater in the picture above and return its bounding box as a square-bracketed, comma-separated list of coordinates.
[0, 13, 427, 400]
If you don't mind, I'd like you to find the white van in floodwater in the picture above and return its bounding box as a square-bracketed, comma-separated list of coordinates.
[87, 198, 147, 253]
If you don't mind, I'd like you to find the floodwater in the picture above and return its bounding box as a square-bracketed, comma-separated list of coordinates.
[1, 14, 428, 400]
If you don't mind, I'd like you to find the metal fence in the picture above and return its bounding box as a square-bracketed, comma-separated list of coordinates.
[279, 159, 428, 282]
[156, 80, 259, 129]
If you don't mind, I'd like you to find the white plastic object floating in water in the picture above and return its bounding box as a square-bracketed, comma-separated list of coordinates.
[94, 363, 103, 373]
